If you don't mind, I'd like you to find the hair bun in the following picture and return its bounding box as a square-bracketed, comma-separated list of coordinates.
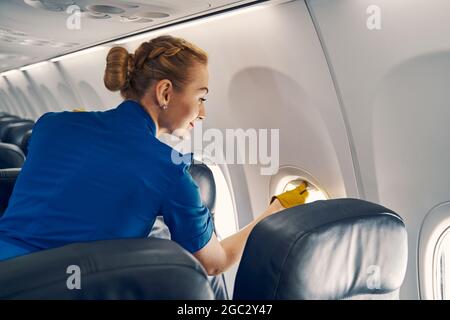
[104, 46, 132, 92]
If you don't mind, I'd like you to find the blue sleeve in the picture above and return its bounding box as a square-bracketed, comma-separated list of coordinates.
[161, 165, 214, 254]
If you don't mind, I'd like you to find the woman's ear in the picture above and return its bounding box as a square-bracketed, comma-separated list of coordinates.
[155, 79, 172, 107]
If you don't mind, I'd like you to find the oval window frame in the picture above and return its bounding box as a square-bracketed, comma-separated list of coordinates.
[418, 201, 450, 299]
[269, 165, 330, 204]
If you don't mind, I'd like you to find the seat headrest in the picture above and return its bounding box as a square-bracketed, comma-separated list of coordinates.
[189, 162, 216, 215]
[20, 129, 32, 156]
[0, 115, 19, 120]
[0, 143, 25, 169]
[0, 119, 32, 140]
[0, 168, 20, 216]
[0, 238, 214, 299]
[233, 198, 408, 300]
[1, 122, 34, 146]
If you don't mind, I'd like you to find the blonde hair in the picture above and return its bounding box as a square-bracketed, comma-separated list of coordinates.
[104, 35, 208, 100]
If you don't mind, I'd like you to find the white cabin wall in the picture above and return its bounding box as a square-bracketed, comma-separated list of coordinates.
[54, 47, 123, 109]
[0, 71, 39, 119]
[0, 61, 83, 118]
[307, 0, 450, 299]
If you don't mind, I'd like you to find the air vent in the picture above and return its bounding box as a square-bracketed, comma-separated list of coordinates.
[119, 15, 141, 22]
[87, 4, 125, 14]
[120, 3, 139, 9]
[85, 11, 111, 19]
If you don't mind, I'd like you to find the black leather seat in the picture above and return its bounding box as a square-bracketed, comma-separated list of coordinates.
[233, 198, 408, 300]
[0, 120, 34, 142]
[0, 237, 214, 299]
[20, 129, 32, 156]
[0, 116, 25, 137]
[0, 115, 19, 120]
[1, 122, 35, 147]
[0, 142, 25, 169]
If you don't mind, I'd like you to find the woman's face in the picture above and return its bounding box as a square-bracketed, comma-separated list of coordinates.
[160, 62, 209, 136]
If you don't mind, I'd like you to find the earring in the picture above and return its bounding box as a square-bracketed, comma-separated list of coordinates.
[161, 104, 167, 110]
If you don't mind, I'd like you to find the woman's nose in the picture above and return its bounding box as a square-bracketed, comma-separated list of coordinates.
[198, 104, 206, 119]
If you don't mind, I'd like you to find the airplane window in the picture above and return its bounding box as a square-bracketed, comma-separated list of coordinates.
[282, 179, 328, 204]
[434, 227, 450, 300]
[418, 202, 450, 299]
[207, 164, 238, 240]
[270, 166, 330, 206]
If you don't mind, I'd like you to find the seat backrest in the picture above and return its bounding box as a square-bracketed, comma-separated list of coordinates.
[0, 237, 214, 299]
[0, 115, 19, 120]
[233, 198, 408, 300]
[0, 143, 25, 169]
[1, 121, 34, 146]
[0, 168, 20, 216]
[0, 117, 27, 137]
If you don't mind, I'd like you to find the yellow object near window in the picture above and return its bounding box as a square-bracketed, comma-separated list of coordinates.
[282, 179, 328, 204]
[269, 166, 330, 206]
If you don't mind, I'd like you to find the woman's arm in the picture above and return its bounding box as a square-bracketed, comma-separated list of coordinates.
[193, 198, 285, 276]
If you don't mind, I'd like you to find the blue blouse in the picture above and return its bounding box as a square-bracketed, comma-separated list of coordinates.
[0, 100, 214, 261]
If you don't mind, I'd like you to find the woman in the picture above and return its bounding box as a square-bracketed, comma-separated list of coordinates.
[0, 35, 308, 275]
